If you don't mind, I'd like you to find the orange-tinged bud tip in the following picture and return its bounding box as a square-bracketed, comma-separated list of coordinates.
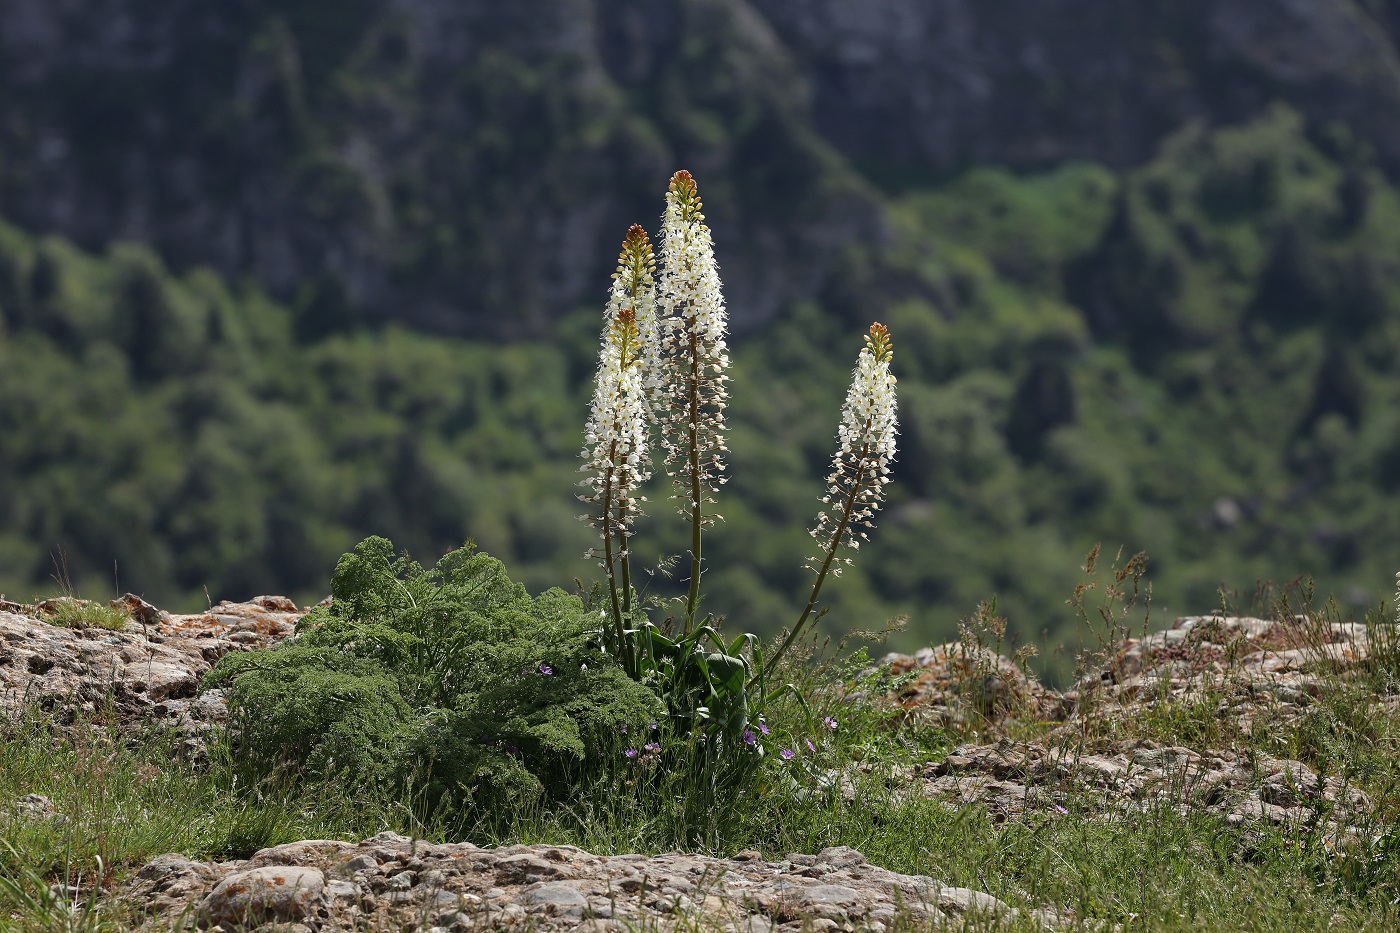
[669, 170, 697, 196]
[616, 225, 655, 289]
[667, 170, 703, 222]
[865, 322, 893, 362]
[611, 306, 641, 366]
[612, 306, 639, 341]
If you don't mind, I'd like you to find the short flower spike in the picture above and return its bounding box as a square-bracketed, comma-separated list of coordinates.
[760, 323, 898, 681]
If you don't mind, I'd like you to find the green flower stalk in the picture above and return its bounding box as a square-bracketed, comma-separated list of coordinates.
[764, 322, 898, 679]
[579, 226, 657, 673]
[656, 170, 730, 630]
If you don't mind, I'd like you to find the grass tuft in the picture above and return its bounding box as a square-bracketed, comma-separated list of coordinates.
[35, 598, 129, 632]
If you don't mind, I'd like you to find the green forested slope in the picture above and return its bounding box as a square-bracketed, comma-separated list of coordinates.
[4, 106, 1399, 678]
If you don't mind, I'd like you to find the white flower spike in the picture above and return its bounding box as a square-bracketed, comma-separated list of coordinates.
[761, 323, 898, 681]
[807, 321, 898, 567]
[579, 226, 656, 667]
[655, 170, 730, 628]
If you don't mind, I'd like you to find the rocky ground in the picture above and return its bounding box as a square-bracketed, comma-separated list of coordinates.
[0, 593, 301, 758]
[0, 597, 1387, 930]
[127, 835, 1058, 933]
[871, 614, 1380, 843]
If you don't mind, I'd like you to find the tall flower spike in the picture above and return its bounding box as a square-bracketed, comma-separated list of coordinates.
[579, 228, 657, 675]
[761, 323, 898, 682]
[656, 170, 730, 629]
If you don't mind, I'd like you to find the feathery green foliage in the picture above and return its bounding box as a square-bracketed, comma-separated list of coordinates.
[206, 536, 663, 817]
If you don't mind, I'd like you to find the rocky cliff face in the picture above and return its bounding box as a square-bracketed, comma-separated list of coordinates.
[1, 0, 1397, 335]
[751, 0, 1400, 174]
[0, 0, 883, 337]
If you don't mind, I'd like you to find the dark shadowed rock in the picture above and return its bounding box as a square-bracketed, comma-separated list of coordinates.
[3, 0, 1397, 339]
[749, 0, 1400, 174]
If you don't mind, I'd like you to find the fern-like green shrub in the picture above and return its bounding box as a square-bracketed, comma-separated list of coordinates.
[204, 536, 664, 814]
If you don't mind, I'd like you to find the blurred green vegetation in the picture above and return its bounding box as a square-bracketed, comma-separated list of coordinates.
[3, 105, 1400, 681]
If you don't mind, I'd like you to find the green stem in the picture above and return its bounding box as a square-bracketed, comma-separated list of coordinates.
[684, 329, 703, 633]
[619, 510, 637, 678]
[757, 443, 870, 687]
[600, 443, 625, 655]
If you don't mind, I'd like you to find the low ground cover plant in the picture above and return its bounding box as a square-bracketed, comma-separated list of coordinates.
[205, 536, 663, 821]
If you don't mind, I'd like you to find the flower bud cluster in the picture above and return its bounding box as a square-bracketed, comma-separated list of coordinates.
[656, 170, 730, 524]
[611, 224, 660, 400]
[578, 229, 657, 559]
[808, 323, 898, 574]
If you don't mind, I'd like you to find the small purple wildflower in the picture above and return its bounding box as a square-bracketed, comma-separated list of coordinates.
[649, 722, 658, 731]
[644, 742, 660, 753]
[823, 716, 837, 731]
[538, 663, 553, 675]
[758, 721, 770, 735]
[1054, 804, 1068, 814]
[805, 738, 816, 753]
[780, 749, 795, 760]
[624, 748, 638, 758]
[742, 729, 757, 746]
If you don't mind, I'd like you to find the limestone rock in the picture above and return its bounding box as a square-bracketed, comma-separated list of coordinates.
[877, 641, 1053, 727]
[11, 793, 66, 826]
[198, 865, 325, 929]
[125, 837, 1057, 932]
[908, 736, 1369, 836]
[24, 601, 1392, 932]
[0, 596, 306, 742]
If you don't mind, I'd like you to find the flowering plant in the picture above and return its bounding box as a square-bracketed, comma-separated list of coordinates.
[654, 170, 730, 630]
[579, 225, 657, 677]
[762, 321, 898, 680]
[578, 170, 897, 779]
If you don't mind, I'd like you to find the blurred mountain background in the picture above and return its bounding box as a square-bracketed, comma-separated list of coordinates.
[4, 0, 1400, 677]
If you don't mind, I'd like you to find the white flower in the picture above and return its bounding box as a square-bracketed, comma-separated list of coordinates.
[656, 170, 729, 526]
[579, 228, 656, 551]
[807, 323, 898, 570]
